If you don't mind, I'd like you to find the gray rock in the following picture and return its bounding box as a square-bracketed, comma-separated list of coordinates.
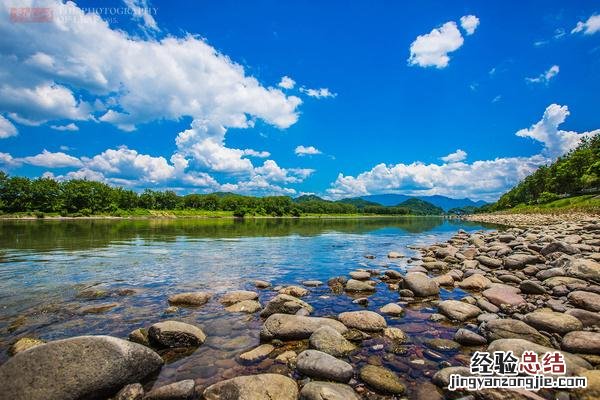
[488, 338, 591, 375]
[568, 290, 600, 312]
[203, 374, 298, 400]
[338, 310, 387, 332]
[309, 326, 356, 357]
[383, 327, 408, 342]
[454, 328, 487, 346]
[299, 382, 360, 400]
[114, 383, 144, 400]
[476, 256, 503, 268]
[278, 285, 309, 297]
[481, 318, 551, 347]
[482, 285, 526, 307]
[239, 344, 274, 362]
[344, 279, 376, 292]
[536, 267, 565, 280]
[296, 350, 353, 383]
[504, 253, 543, 269]
[359, 365, 405, 394]
[224, 300, 261, 313]
[260, 314, 347, 340]
[379, 303, 404, 316]
[260, 294, 313, 318]
[349, 271, 371, 280]
[541, 242, 580, 256]
[254, 280, 271, 289]
[219, 290, 258, 306]
[566, 308, 600, 328]
[403, 272, 439, 297]
[148, 321, 206, 348]
[458, 274, 491, 290]
[432, 366, 470, 388]
[145, 380, 195, 400]
[519, 280, 546, 294]
[0, 335, 163, 400]
[129, 328, 150, 347]
[523, 310, 583, 335]
[438, 300, 481, 321]
[562, 331, 600, 355]
[167, 292, 211, 307]
[566, 259, 600, 283]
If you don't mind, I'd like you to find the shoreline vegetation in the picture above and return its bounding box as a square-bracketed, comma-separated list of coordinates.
[0, 172, 445, 220]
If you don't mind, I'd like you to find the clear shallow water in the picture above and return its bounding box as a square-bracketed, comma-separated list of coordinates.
[0, 217, 496, 397]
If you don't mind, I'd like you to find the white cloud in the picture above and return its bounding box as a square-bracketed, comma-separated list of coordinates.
[50, 123, 79, 131]
[254, 160, 314, 183]
[300, 88, 337, 99]
[122, 0, 159, 33]
[82, 146, 176, 182]
[526, 65, 559, 84]
[408, 21, 465, 68]
[516, 104, 599, 158]
[328, 104, 598, 201]
[174, 119, 254, 174]
[0, 115, 18, 138]
[572, 14, 600, 35]
[0, 152, 20, 168]
[278, 76, 296, 89]
[22, 150, 83, 168]
[295, 145, 322, 156]
[0, 0, 301, 131]
[242, 149, 270, 158]
[441, 149, 467, 163]
[492, 95, 502, 103]
[0, 84, 91, 125]
[460, 15, 480, 35]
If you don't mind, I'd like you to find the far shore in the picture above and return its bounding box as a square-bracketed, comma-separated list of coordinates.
[0, 213, 451, 221]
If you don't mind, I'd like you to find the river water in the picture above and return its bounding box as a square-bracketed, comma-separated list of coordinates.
[0, 217, 497, 398]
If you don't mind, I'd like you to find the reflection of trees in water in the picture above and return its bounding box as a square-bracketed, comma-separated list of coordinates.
[0, 217, 494, 251]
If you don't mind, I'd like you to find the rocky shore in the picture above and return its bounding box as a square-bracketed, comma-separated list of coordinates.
[2, 215, 600, 399]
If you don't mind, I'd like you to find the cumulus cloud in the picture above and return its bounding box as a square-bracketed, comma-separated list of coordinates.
[295, 145, 322, 156]
[516, 104, 599, 158]
[526, 65, 559, 84]
[122, 0, 159, 33]
[22, 150, 83, 168]
[408, 21, 465, 68]
[572, 14, 600, 35]
[278, 76, 296, 89]
[460, 15, 480, 35]
[50, 123, 79, 131]
[328, 104, 598, 201]
[0, 115, 18, 138]
[300, 88, 337, 99]
[441, 149, 467, 163]
[0, 0, 301, 131]
[242, 149, 270, 158]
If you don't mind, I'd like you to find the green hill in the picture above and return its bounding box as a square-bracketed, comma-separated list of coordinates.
[488, 133, 600, 211]
[397, 198, 444, 215]
[336, 197, 381, 209]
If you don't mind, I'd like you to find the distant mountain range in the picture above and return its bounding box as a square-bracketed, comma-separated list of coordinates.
[355, 194, 487, 211]
[296, 193, 487, 213]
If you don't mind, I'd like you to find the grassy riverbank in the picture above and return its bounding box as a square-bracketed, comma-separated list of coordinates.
[0, 209, 443, 220]
[482, 194, 600, 215]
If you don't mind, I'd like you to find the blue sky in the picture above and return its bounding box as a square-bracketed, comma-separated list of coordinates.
[0, 0, 599, 201]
